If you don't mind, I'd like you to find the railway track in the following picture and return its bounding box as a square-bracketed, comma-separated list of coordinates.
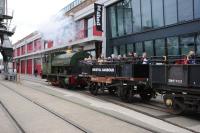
[0, 80, 160, 133]
[0, 101, 25, 133]
[76, 90, 200, 133]
[0, 82, 92, 133]
[14, 79, 198, 133]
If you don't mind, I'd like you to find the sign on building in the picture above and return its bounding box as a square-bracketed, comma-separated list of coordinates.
[94, 3, 103, 31]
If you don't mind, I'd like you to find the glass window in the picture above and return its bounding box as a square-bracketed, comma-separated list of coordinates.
[113, 46, 119, 56]
[120, 45, 126, 56]
[167, 37, 179, 56]
[124, 2, 133, 34]
[180, 35, 195, 55]
[132, 0, 141, 33]
[155, 39, 165, 56]
[135, 42, 143, 56]
[87, 17, 93, 37]
[127, 44, 134, 54]
[144, 41, 154, 57]
[178, 0, 193, 22]
[152, 0, 164, 28]
[110, 6, 117, 37]
[164, 0, 177, 25]
[196, 34, 200, 54]
[194, 0, 200, 19]
[117, 3, 125, 36]
[141, 0, 152, 30]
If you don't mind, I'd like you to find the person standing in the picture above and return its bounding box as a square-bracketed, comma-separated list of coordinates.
[142, 52, 149, 64]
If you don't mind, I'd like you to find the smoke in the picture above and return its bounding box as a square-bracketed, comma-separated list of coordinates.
[38, 13, 76, 46]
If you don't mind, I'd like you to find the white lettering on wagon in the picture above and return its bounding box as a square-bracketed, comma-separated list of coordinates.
[168, 79, 183, 84]
[92, 68, 115, 72]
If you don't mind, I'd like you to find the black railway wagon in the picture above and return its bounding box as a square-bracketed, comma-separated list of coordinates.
[83, 61, 155, 103]
[150, 64, 200, 114]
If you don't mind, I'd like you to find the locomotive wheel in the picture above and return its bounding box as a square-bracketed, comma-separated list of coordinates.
[119, 86, 133, 103]
[140, 93, 152, 102]
[89, 83, 99, 95]
[59, 79, 64, 88]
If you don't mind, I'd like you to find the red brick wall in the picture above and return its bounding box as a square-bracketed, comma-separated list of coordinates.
[21, 45, 26, 55]
[34, 58, 41, 76]
[34, 39, 42, 52]
[47, 40, 53, 48]
[27, 43, 33, 53]
[17, 48, 20, 56]
[27, 59, 32, 74]
[21, 60, 25, 74]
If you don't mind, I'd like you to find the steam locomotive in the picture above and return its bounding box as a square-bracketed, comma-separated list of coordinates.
[42, 51, 200, 114]
[42, 51, 90, 88]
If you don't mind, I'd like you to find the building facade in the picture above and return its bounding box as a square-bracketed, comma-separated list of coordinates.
[13, 32, 53, 75]
[104, 0, 200, 57]
[13, 0, 103, 75]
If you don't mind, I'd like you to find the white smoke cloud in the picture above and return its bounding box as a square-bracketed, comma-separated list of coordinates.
[38, 13, 76, 46]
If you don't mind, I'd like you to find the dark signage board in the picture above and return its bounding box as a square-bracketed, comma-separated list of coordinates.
[94, 3, 103, 31]
[92, 65, 120, 77]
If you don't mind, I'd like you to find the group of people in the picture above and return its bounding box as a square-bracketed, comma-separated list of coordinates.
[83, 52, 149, 64]
[176, 50, 197, 64]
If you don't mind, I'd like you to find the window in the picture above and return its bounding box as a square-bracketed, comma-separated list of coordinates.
[127, 44, 134, 54]
[124, 2, 133, 34]
[135, 42, 143, 56]
[196, 34, 200, 54]
[180, 35, 195, 55]
[178, 0, 193, 22]
[141, 0, 152, 30]
[152, 0, 164, 28]
[132, 0, 141, 33]
[155, 39, 165, 56]
[109, 6, 117, 37]
[167, 37, 179, 55]
[117, 3, 125, 36]
[113, 46, 119, 56]
[120, 45, 126, 56]
[164, 0, 177, 25]
[87, 17, 93, 37]
[144, 41, 154, 57]
[194, 0, 200, 19]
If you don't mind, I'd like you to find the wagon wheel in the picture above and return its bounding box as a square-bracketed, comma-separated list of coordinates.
[139, 85, 154, 102]
[108, 87, 116, 96]
[168, 99, 185, 115]
[119, 86, 133, 103]
[89, 83, 99, 95]
[140, 93, 152, 102]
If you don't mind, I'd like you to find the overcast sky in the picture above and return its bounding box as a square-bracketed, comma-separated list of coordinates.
[8, 0, 73, 44]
